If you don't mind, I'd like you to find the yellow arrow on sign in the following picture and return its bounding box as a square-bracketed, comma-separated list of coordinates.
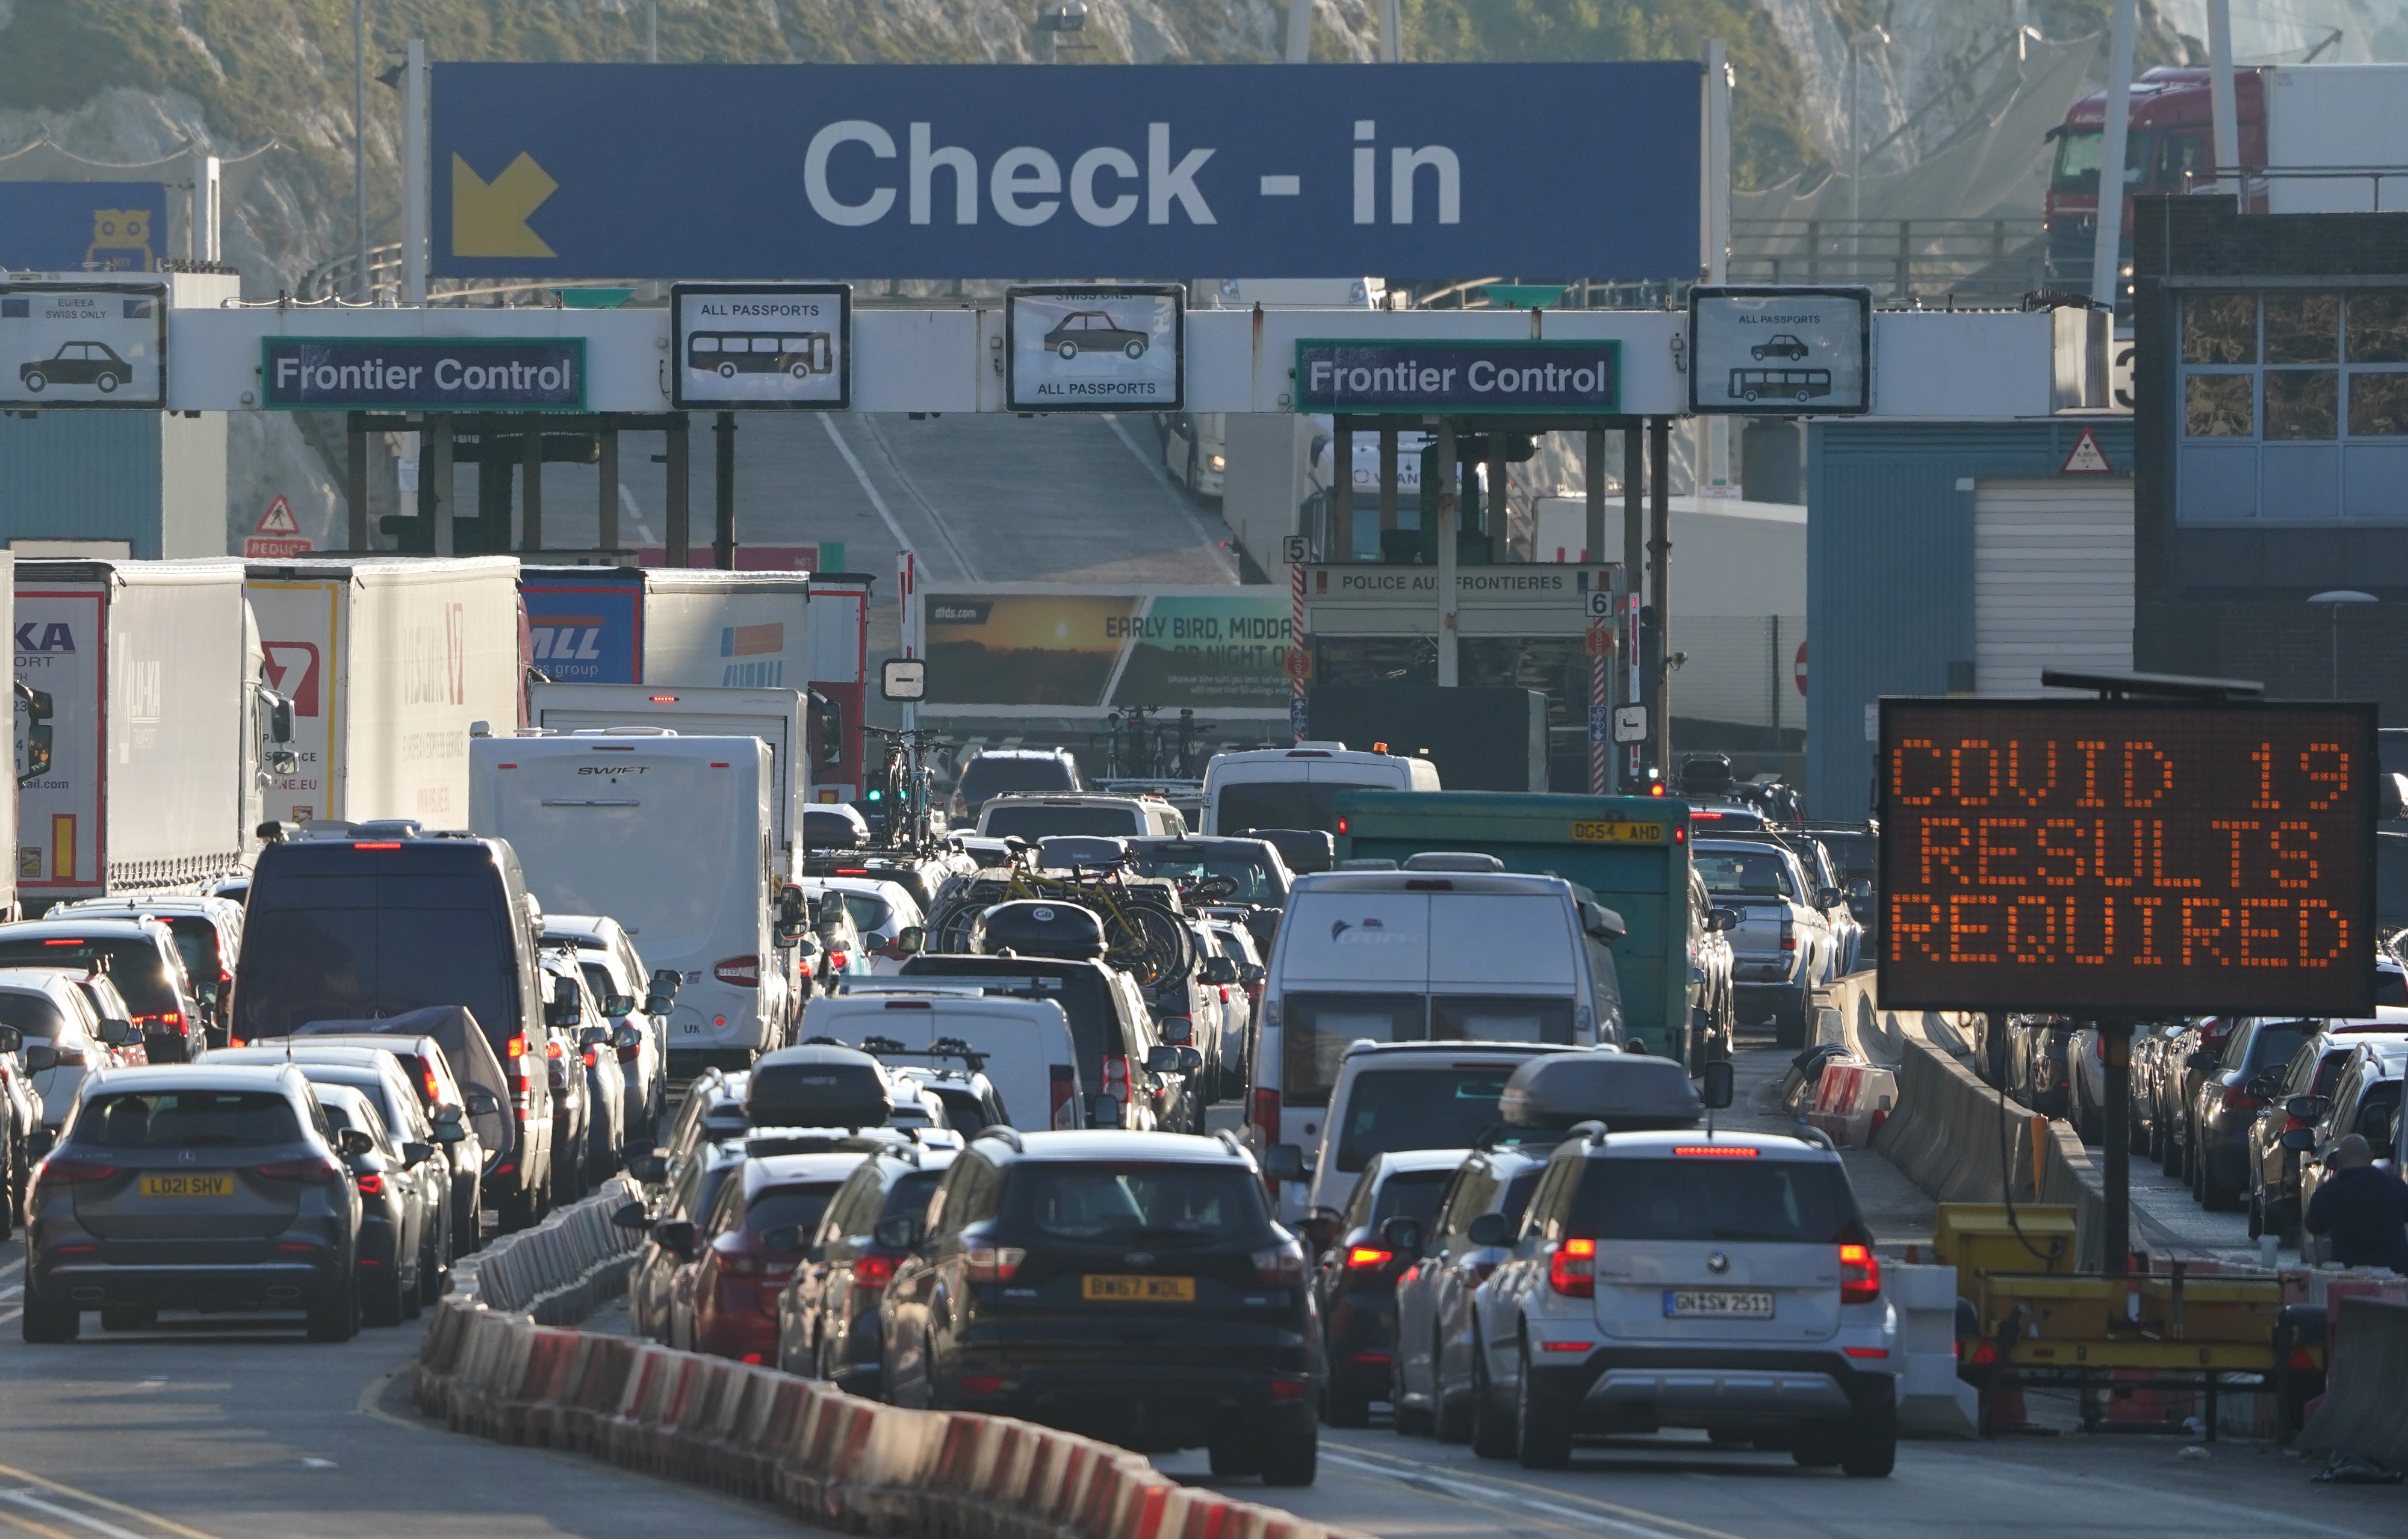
[452, 152, 557, 258]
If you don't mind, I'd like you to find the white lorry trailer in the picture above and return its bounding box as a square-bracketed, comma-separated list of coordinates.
[524, 683, 808, 879]
[14, 559, 289, 909]
[468, 731, 793, 1071]
[244, 557, 527, 829]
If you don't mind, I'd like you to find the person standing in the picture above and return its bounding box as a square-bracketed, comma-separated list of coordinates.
[2304, 1135, 2408, 1274]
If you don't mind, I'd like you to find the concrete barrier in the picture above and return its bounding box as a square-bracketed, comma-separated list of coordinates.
[1888, 1261, 1979, 1438]
[2300, 1296, 2408, 1467]
[412, 1185, 1368, 1539]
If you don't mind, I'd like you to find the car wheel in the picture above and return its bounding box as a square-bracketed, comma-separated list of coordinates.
[1208, 1437, 1264, 1478]
[1468, 1340, 1515, 1459]
[790, 362, 810, 380]
[99, 1305, 156, 1331]
[498, 1184, 536, 1234]
[20, 1292, 78, 1343]
[1840, 1400, 1898, 1478]
[1322, 1372, 1371, 1429]
[362, 1257, 406, 1328]
[1124, 340, 1146, 359]
[1796, 389, 1813, 403]
[21, 371, 44, 392]
[2200, 1154, 2239, 1212]
[97, 373, 119, 393]
[718, 362, 737, 379]
[1743, 389, 1761, 403]
[2130, 1109, 2152, 1156]
[1514, 1346, 1572, 1469]
[418, 1234, 444, 1309]
[1258, 1429, 1317, 1487]
[2247, 1192, 2264, 1240]
[306, 1269, 359, 1343]
[1059, 343, 1079, 361]
[1792, 1429, 1843, 1468]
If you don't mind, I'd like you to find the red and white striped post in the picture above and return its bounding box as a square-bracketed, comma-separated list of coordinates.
[1587, 620, 1609, 793]
[896, 548, 918, 732]
[1289, 553, 1308, 744]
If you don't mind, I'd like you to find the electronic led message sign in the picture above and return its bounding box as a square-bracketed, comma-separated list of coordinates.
[1878, 699, 2376, 1016]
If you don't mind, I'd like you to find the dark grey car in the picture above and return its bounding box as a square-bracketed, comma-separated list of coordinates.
[21, 1064, 364, 1343]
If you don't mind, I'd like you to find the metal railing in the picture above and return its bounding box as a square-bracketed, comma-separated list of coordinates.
[1728, 218, 2045, 302]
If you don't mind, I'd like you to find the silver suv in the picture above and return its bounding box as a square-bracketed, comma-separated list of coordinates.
[1466, 1126, 1898, 1475]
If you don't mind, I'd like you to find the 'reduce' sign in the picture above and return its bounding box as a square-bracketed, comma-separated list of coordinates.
[1877, 698, 2377, 1016]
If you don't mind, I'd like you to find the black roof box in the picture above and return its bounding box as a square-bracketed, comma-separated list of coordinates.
[972, 899, 1106, 962]
[1498, 1050, 1701, 1131]
[746, 1044, 894, 1130]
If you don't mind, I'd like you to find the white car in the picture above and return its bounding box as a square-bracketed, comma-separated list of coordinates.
[0, 968, 137, 1129]
[803, 877, 925, 975]
[545, 914, 672, 1145]
[1466, 1128, 1898, 1474]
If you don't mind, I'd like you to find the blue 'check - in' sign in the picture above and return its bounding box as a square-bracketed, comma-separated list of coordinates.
[431, 62, 1702, 281]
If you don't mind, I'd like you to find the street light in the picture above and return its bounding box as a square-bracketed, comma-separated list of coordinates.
[1848, 28, 1888, 276]
[2307, 589, 2377, 698]
[1035, 2, 1087, 63]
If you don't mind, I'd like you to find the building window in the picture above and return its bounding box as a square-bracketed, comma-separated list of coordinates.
[2177, 289, 2408, 523]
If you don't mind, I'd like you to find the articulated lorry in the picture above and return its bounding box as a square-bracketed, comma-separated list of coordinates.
[244, 557, 527, 828]
[14, 560, 293, 910]
[520, 566, 866, 799]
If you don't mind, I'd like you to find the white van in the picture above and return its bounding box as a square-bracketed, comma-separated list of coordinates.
[799, 986, 1082, 1131]
[1200, 743, 1440, 836]
[470, 732, 791, 1071]
[1249, 858, 1617, 1222]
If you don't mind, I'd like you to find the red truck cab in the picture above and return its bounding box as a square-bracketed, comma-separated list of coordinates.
[2045, 67, 2268, 286]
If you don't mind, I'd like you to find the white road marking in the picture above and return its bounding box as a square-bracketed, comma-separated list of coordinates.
[816, 416, 929, 578]
[1317, 1451, 1726, 1539]
[2, 1491, 148, 1539]
[1101, 413, 1241, 581]
[854, 414, 978, 580]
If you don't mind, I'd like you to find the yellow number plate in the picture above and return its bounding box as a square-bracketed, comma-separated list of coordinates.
[1082, 1274, 1196, 1303]
[1571, 820, 1662, 844]
[138, 1174, 232, 1199]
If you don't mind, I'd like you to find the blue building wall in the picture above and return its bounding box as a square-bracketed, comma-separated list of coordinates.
[1807, 416, 2136, 823]
[0, 410, 222, 558]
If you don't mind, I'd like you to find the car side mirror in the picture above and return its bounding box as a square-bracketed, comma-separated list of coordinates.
[2280, 1127, 2317, 1152]
[23, 1044, 58, 1073]
[1158, 1017, 1193, 1046]
[626, 1151, 668, 1183]
[1699, 1060, 1736, 1110]
[402, 1141, 434, 1168]
[612, 1023, 643, 1051]
[643, 991, 674, 1017]
[654, 1219, 698, 1258]
[2248, 1070, 2284, 1097]
[1087, 1092, 1125, 1129]
[1708, 908, 1740, 934]
[1241, 964, 1265, 987]
[612, 1201, 653, 1230]
[1844, 879, 1874, 903]
[1176, 1045, 1203, 1074]
[775, 917, 810, 946]
[1146, 1044, 1184, 1075]
[1465, 1211, 1510, 1248]
[1201, 956, 1239, 985]
[2287, 1094, 2332, 1121]
[1817, 887, 1845, 910]
[0, 1024, 19, 1053]
[650, 968, 683, 1003]
[1262, 1144, 1308, 1183]
[338, 1129, 374, 1157]
[896, 926, 926, 956]
[546, 977, 582, 1028]
[463, 1086, 501, 1116]
[1580, 902, 1627, 942]
[607, 993, 639, 1017]
[1380, 1215, 1424, 1256]
[432, 1121, 466, 1145]
[97, 1018, 135, 1047]
[874, 1214, 920, 1251]
[2185, 1050, 2218, 1074]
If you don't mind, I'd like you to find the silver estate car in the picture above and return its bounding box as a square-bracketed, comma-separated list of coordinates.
[20, 1064, 365, 1343]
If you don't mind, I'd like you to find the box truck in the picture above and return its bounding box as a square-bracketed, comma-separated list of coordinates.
[245, 557, 527, 829]
[14, 559, 290, 909]
[524, 682, 808, 878]
[469, 730, 794, 1071]
[520, 566, 867, 801]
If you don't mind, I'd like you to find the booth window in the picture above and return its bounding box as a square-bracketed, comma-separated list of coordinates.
[2177, 289, 2408, 523]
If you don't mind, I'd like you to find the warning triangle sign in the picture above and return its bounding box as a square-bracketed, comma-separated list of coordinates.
[254, 495, 300, 535]
[2059, 429, 2115, 475]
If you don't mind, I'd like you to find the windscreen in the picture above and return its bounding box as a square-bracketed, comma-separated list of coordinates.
[960, 757, 1078, 804]
[2242, 1025, 2309, 1076]
[981, 805, 1139, 840]
[1368, 1169, 1453, 1232]
[161, 917, 223, 986]
[1008, 1162, 1267, 1246]
[1569, 1158, 1862, 1245]
[1279, 992, 1426, 1108]
[834, 893, 893, 934]
[1430, 996, 1577, 1045]
[1336, 1066, 1515, 1173]
[0, 991, 70, 1039]
[881, 1169, 947, 1221]
[1813, 832, 1876, 884]
[70, 1091, 302, 1149]
[0, 938, 176, 1014]
[1694, 849, 1796, 900]
[313, 1092, 394, 1153]
[2050, 127, 2103, 194]
[235, 874, 514, 1042]
[1216, 782, 1344, 835]
[1128, 847, 1285, 905]
[750, 1186, 839, 1249]
[2379, 970, 2408, 1008]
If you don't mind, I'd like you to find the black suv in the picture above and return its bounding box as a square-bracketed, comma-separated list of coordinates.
[878, 1127, 1321, 1485]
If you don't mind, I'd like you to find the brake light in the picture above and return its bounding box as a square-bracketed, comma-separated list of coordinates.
[352, 842, 402, 850]
[2222, 1086, 2262, 1113]
[1548, 1237, 1596, 1298]
[715, 956, 761, 988]
[1540, 1340, 1593, 1353]
[582, 1046, 598, 1068]
[649, 695, 678, 703]
[1780, 918, 1796, 952]
[1103, 1054, 1131, 1097]
[421, 1062, 441, 1103]
[1252, 1240, 1307, 1287]
[1841, 1242, 1881, 1304]
[133, 1011, 188, 1037]
[827, 951, 849, 971]
[618, 1042, 642, 1065]
[254, 1157, 343, 1186]
[852, 1253, 898, 1288]
[1049, 1064, 1076, 1130]
[37, 1159, 116, 1186]
[546, 1038, 565, 1061]
[1674, 1145, 1759, 1157]
[963, 1245, 1025, 1283]
[1843, 1346, 1890, 1359]
[1345, 1245, 1393, 1271]
[506, 1032, 530, 1099]
[2288, 1346, 2319, 1372]
[356, 1171, 385, 1197]
[1966, 1339, 1997, 1367]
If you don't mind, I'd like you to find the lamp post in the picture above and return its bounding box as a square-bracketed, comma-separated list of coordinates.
[1035, 2, 1087, 63]
[1848, 28, 1888, 276]
[2308, 590, 2377, 698]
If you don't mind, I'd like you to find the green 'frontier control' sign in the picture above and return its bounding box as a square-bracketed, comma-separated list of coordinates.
[1293, 338, 1619, 415]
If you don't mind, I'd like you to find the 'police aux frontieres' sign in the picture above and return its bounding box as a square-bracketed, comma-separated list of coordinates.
[432, 63, 1702, 280]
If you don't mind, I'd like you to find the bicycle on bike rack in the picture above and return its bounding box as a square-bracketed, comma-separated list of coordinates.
[859, 723, 951, 849]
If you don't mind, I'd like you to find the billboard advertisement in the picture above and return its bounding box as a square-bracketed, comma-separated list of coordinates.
[1877, 698, 2377, 1015]
[430, 62, 1702, 280]
[920, 586, 1291, 716]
